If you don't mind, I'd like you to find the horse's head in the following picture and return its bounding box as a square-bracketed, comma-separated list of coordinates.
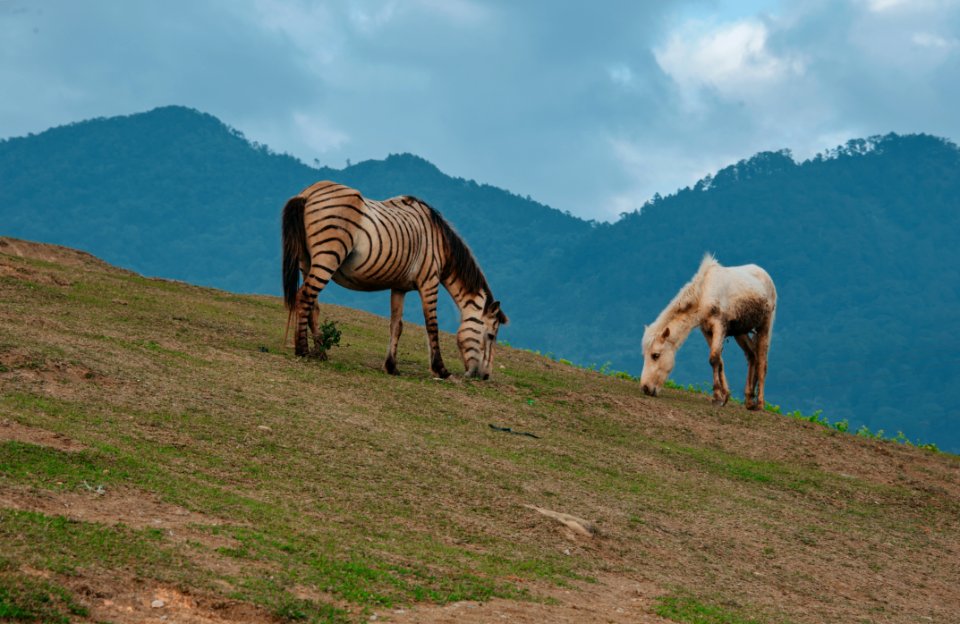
[640, 324, 677, 396]
[460, 298, 508, 380]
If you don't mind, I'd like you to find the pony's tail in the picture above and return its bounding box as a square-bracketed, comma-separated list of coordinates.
[282, 195, 308, 344]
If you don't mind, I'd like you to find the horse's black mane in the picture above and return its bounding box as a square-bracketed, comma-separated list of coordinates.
[406, 196, 491, 298]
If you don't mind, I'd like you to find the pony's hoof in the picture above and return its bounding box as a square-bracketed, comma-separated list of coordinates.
[433, 368, 451, 379]
[384, 358, 399, 375]
[746, 402, 761, 411]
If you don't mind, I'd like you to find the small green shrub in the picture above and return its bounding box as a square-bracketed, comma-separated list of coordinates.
[312, 320, 342, 360]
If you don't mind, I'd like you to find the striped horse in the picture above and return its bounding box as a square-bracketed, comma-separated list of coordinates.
[282, 181, 508, 379]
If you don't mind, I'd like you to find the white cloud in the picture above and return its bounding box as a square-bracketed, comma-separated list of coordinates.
[654, 18, 804, 105]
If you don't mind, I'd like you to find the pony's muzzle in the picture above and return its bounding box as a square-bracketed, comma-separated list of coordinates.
[642, 384, 658, 397]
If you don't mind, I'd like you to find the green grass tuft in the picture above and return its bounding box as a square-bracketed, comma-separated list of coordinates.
[655, 594, 774, 624]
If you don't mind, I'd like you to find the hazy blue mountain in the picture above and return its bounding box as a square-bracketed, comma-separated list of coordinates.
[1, 106, 957, 452]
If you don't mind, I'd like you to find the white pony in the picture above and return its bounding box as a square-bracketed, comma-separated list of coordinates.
[640, 254, 776, 410]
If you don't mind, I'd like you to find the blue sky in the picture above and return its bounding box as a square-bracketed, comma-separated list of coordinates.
[2, 0, 958, 220]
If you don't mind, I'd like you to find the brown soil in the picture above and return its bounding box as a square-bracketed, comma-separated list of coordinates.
[22, 567, 278, 624]
[0, 418, 88, 452]
[382, 574, 669, 623]
[0, 486, 234, 548]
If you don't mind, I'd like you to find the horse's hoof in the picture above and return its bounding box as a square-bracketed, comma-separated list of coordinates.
[433, 368, 451, 379]
[746, 403, 761, 411]
[711, 398, 724, 407]
[384, 360, 399, 375]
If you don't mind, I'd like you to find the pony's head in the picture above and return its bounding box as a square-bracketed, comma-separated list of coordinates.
[640, 324, 677, 396]
[459, 297, 508, 380]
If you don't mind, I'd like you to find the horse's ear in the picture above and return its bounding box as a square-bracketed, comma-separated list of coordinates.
[490, 300, 509, 325]
[662, 326, 671, 339]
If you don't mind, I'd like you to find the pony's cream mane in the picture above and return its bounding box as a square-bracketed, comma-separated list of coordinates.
[642, 253, 719, 350]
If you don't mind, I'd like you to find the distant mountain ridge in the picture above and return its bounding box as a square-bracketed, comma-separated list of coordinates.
[1, 106, 958, 451]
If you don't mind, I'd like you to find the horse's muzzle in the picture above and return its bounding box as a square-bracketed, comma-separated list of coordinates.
[642, 384, 658, 396]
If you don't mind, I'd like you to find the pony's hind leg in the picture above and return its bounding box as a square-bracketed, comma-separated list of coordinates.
[754, 326, 772, 410]
[384, 289, 405, 375]
[735, 334, 760, 410]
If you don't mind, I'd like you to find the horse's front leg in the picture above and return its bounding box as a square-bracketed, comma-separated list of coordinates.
[384, 289, 405, 375]
[702, 321, 730, 406]
[418, 277, 450, 379]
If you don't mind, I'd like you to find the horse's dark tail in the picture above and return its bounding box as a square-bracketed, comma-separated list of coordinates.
[282, 196, 308, 346]
[282, 195, 308, 311]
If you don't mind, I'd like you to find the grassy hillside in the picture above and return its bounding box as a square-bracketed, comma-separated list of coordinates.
[1, 237, 958, 624]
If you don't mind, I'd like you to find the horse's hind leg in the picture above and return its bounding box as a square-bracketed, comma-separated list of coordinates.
[703, 321, 731, 406]
[735, 334, 759, 410]
[384, 289, 405, 375]
[295, 255, 343, 358]
[754, 325, 772, 410]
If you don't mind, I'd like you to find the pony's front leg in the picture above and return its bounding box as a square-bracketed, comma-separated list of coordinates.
[735, 334, 759, 409]
[384, 289, 405, 375]
[703, 322, 730, 406]
[418, 278, 450, 379]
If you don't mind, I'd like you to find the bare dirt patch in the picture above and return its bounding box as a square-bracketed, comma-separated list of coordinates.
[0, 418, 87, 452]
[0, 347, 116, 402]
[48, 568, 277, 624]
[0, 485, 237, 551]
[382, 574, 669, 624]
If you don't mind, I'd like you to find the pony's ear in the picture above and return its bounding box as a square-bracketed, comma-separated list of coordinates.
[661, 326, 671, 339]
